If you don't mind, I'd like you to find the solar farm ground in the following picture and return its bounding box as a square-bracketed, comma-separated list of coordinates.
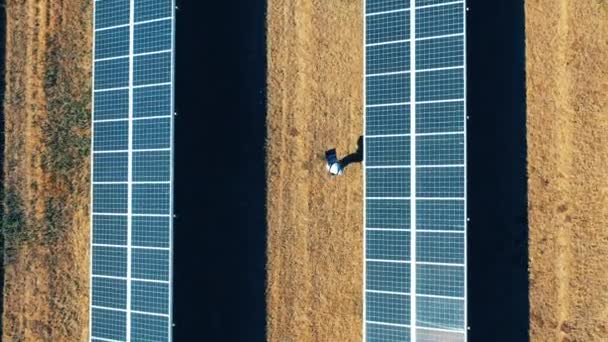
[266, 0, 364, 340]
[1, 0, 608, 341]
[2, 0, 91, 340]
[527, 1, 608, 341]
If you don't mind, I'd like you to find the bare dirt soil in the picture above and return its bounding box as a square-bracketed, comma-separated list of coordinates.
[527, 1, 608, 341]
[266, 0, 364, 341]
[2, 0, 92, 340]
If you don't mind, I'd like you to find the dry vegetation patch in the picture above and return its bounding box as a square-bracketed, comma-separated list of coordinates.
[527, 0, 608, 341]
[266, 0, 363, 341]
[2, 0, 92, 340]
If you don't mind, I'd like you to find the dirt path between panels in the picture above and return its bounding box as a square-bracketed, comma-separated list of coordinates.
[2, 0, 92, 340]
[527, 1, 608, 341]
[266, 0, 364, 341]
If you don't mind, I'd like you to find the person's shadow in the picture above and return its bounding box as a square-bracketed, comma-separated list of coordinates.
[340, 136, 363, 167]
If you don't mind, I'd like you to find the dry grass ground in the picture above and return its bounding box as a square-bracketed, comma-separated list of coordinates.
[266, 0, 363, 341]
[2, 0, 92, 340]
[527, 1, 608, 341]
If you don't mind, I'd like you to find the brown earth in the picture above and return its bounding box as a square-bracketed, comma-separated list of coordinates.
[266, 0, 364, 341]
[2, 0, 92, 340]
[527, 1, 608, 341]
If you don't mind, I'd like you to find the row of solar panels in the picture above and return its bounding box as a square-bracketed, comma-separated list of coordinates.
[90, 0, 174, 341]
[364, 0, 467, 341]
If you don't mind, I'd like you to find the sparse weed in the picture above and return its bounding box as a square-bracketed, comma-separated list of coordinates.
[1, 188, 32, 260]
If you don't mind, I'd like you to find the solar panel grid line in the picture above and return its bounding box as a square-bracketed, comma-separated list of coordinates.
[93, 243, 170, 251]
[93, 274, 169, 285]
[94, 82, 172, 93]
[133, 15, 173, 24]
[367, 70, 411, 78]
[415, 164, 464, 168]
[133, 278, 169, 284]
[366, 39, 410, 48]
[91, 305, 170, 319]
[167, 0, 176, 338]
[135, 81, 172, 89]
[92, 305, 128, 313]
[415, 0, 463, 10]
[367, 320, 411, 329]
[95, 49, 172, 63]
[416, 326, 465, 334]
[415, 32, 463, 41]
[96, 23, 131, 33]
[409, 1, 418, 341]
[125, 0, 135, 338]
[93, 148, 171, 155]
[364, 66, 462, 80]
[416, 293, 464, 301]
[367, 165, 410, 169]
[366, 289, 409, 296]
[92, 212, 171, 217]
[366, 8, 410, 17]
[416, 229, 464, 234]
[415, 99, 464, 106]
[365, 0, 465, 17]
[366, 259, 410, 264]
[93, 181, 171, 185]
[364, 33, 463, 49]
[461, 0, 468, 337]
[415, 130, 463, 137]
[364, 258, 465, 268]
[416, 65, 464, 73]
[130, 310, 170, 318]
[366, 290, 464, 302]
[93, 336, 124, 342]
[367, 134, 411, 139]
[417, 261, 464, 267]
[366, 228, 412, 232]
[95, 55, 130, 63]
[366, 102, 411, 108]
[94, 16, 173, 32]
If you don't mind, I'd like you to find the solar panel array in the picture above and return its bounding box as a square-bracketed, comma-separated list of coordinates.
[90, 0, 174, 341]
[363, 1, 466, 341]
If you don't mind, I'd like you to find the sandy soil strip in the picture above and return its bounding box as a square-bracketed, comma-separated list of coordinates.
[527, 1, 608, 341]
[266, 0, 364, 341]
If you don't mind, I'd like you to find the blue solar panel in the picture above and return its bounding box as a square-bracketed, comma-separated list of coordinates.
[133, 85, 172, 117]
[364, 1, 466, 341]
[95, 27, 130, 59]
[366, 199, 410, 229]
[91, 0, 174, 341]
[94, 89, 129, 120]
[93, 215, 129, 245]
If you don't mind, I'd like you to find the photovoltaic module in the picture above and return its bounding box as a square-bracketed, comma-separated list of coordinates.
[364, 0, 467, 341]
[90, 0, 175, 341]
